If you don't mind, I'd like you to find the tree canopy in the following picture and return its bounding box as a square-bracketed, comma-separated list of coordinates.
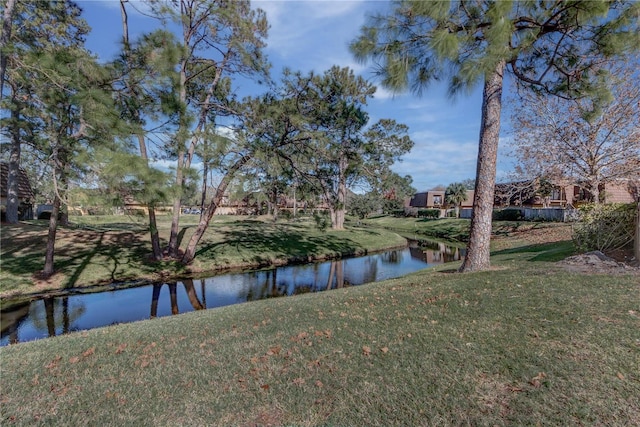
[351, 0, 640, 271]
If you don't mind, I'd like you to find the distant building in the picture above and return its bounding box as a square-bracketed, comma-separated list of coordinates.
[494, 178, 638, 208]
[406, 178, 638, 219]
[406, 189, 474, 217]
[0, 162, 34, 220]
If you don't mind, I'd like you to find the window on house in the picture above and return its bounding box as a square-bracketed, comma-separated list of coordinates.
[433, 195, 442, 206]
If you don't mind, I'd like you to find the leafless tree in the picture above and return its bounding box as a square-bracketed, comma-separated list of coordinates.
[510, 59, 640, 204]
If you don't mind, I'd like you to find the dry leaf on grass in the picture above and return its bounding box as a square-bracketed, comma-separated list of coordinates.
[45, 356, 63, 370]
[529, 372, 547, 388]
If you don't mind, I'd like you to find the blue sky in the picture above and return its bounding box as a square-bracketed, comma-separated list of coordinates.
[79, 0, 514, 192]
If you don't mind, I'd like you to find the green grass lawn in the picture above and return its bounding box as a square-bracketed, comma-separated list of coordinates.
[1, 244, 639, 426]
[0, 215, 407, 298]
[361, 215, 573, 247]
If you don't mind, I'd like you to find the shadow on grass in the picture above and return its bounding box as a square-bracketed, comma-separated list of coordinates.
[56, 230, 167, 289]
[493, 240, 575, 262]
[194, 223, 367, 263]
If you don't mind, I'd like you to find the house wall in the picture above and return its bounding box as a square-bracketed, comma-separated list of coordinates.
[603, 182, 635, 203]
[409, 190, 474, 209]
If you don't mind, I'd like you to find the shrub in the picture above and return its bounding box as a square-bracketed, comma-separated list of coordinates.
[417, 209, 440, 219]
[493, 208, 523, 221]
[572, 203, 636, 252]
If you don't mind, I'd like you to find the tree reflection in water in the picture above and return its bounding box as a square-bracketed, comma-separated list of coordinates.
[150, 280, 205, 318]
[2, 244, 463, 346]
[4, 297, 86, 344]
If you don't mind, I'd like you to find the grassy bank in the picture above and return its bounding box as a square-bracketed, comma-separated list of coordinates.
[361, 215, 573, 247]
[0, 215, 407, 298]
[1, 241, 638, 425]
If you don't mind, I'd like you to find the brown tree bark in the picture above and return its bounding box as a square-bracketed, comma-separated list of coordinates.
[136, 133, 162, 260]
[181, 155, 251, 264]
[459, 60, 505, 272]
[0, 0, 16, 98]
[119, 2, 162, 261]
[331, 154, 348, 230]
[167, 59, 189, 259]
[635, 202, 640, 262]
[43, 197, 61, 276]
[6, 104, 21, 223]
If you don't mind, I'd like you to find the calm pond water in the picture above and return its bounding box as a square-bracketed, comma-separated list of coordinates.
[1, 240, 463, 346]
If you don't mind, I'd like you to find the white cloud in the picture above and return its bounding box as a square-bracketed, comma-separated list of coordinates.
[259, 1, 370, 73]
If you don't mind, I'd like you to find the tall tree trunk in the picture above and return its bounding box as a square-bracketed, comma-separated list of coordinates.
[182, 155, 251, 264]
[459, 60, 505, 273]
[120, 1, 162, 260]
[137, 134, 162, 260]
[167, 10, 229, 258]
[292, 185, 297, 218]
[591, 180, 601, 204]
[200, 156, 208, 211]
[167, 57, 189, 258]
[0, 0, 16, 98]
[6, 105, 21, 223]
[43, 196, 61, 276]
[635, 202, 639, 262]
[332, 155, 347, 230]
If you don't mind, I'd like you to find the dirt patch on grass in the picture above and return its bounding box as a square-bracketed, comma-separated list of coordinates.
[558, 251, 640, 275]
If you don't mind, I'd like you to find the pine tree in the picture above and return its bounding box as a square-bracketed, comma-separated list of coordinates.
[351, 0, 640, 271]
[113, 1, 184, 260]
[146, 0, 270, 259]
[1, 0, 90, 223]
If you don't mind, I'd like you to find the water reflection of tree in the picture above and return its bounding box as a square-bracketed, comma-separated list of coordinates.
[1, 302, 30, 344]
[359, 257, 378, 284]
[242, 269, 283, 301]
[27, 297, 85, 341]
[326, 260, 347, 290]
[150, 280, 205, 318]
[380, 250, 403, 264]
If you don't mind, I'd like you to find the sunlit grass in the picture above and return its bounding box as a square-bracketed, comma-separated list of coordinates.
[0, 215, 406, 297]
[1, 247, 638, 426]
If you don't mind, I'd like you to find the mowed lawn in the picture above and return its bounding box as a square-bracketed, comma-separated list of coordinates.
[0, 215, 407, 298]
[1, 222, 639, 426]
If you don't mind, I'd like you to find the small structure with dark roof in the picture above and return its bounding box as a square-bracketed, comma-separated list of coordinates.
[1, 162, 35, 220]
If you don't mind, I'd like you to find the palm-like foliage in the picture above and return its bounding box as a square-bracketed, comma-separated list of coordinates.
[445, 182, 468, 218]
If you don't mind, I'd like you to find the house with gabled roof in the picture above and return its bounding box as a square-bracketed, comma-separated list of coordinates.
[1, 162, 34, 220]
[406, 189, 475, 217]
